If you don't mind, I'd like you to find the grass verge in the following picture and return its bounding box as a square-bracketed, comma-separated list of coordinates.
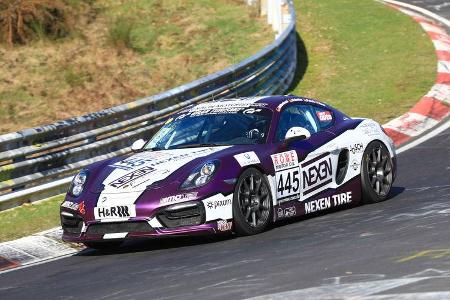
[0, 0, 271, 133]
[0, 195, 64, 243]
[291, 0, 436, 123]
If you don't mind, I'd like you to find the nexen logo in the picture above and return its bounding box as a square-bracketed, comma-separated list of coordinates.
[302, 155, 332, 195]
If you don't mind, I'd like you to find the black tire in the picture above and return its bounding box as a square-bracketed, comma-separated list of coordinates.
[361, 141, 394, 204]
[232, 168, 273, 236]
[83, 241, 123, 250]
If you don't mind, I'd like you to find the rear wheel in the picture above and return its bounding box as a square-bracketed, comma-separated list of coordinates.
[233, 168, 272, 235]
[361, 141, 394, 204]
[83, 241, 123, 250]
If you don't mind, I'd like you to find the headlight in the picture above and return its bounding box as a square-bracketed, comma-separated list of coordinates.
[180, 161, 219, 190]
[69, 170, 89, 197]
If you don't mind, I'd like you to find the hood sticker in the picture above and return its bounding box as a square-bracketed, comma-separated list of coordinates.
[95, 147, 230, 216]
[234, 151, 260, 167]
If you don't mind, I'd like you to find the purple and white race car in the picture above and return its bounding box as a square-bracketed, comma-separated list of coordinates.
[61, 95, 396, 249]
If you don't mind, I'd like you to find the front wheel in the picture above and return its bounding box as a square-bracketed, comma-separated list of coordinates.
[361, 141, 394, 204]
[232, 168, 273, 236]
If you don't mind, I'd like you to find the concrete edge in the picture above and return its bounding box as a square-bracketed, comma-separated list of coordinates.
[0, 227, 83, 274]
[380, 1, 450, 147]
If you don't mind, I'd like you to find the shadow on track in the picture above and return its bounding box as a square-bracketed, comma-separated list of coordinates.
[390, 186, 405, 198]
[77, 234, 235, 256]
[77, 186, 405, 256]
[269, 186, 405, 230]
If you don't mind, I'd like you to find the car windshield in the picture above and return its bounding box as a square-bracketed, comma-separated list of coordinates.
[145, 106, 272, 150]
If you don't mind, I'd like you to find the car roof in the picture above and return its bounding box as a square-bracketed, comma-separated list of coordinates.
[178, 95, 335, 115]
[210, 95, 332, 111]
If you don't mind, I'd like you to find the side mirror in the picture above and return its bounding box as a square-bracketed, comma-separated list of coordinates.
[131, 139, 146, 152]
[285, 127, 311, 144]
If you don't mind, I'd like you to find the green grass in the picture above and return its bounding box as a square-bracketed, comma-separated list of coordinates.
[0, 195, 64, 243]
[290, 0, 436, 123]
[0, 0, 271, 133]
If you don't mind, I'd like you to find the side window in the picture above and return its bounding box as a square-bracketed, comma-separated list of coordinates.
[312, 106, 334, 130]
[275, 104, 319, 142]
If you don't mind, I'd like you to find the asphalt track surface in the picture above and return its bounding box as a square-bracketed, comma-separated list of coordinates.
[1, 2, 450, 300]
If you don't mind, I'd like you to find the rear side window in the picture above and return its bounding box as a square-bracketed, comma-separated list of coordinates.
[313, 107, 334, 129]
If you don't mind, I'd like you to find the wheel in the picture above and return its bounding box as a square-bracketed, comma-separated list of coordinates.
[361, 141, 394, 204]
[83, 241, 123, 250]
[232, 168, 272, 235]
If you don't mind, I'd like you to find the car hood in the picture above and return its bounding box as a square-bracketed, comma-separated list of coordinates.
[89, 146, 231, 194]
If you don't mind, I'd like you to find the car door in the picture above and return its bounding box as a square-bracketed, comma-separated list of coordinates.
[271, 103, 338, 204]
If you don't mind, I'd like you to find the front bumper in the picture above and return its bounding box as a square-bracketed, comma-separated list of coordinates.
[62, 219, 221, 243]
[61, 199, 230, 243]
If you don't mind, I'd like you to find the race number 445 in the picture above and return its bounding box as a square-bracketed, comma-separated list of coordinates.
[276, 168, 300, 199]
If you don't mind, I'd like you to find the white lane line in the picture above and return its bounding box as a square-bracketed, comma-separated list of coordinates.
[397, 119, 450, 154]
[244, 277, 427, 300]
[421, 22, 448, 34]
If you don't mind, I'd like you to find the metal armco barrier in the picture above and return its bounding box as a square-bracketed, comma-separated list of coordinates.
[0, 0, 297, 210]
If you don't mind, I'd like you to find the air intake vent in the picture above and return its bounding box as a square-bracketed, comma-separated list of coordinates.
[61, 213, 83, 235]
[157, 201, 205, 228]
[86, 221, 152, 235]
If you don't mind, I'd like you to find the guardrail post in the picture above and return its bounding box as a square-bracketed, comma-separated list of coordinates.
[11, 155, 26, 192]
[260, 0, 268, 16]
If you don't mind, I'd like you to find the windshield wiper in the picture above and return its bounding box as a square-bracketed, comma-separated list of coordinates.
[170, 143, 227, 149]
[145, 147, 163, 151]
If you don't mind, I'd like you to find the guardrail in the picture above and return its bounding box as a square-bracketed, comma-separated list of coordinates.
[0, 0, 297, 210]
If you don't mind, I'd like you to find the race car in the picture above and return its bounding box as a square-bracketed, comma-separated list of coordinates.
[60, 95, 396, 249]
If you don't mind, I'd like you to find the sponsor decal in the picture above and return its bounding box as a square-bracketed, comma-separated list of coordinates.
[305, 191, 352, 214]
[316, 111, 333, 122]
[110, 158, 154, 171]
[78, 201, 86, 215]
[94, 205, 136, 220]
[206, 198, 232, 209]
[217, 220, 233, 232]
[160, 192, 198, 206]
[61, 201, 79, 211]
[271, 150, 298, 171]
[349, 143, 364, 154]
[351, 159, 359, 171]
[276, 98, 326, 112]
[109, 166, 155, 188]
[175, 113, 188, 120]
[110, 148, 221, 171]
[359, 122, 380, 136]
[277, 206, 297, 219]
[305, 196, 331, 214]
[272, 151, 300, 201]
[276, 100, 290, 112]
[242, 108, 262, 114]
[63, 201, 86, 215]
[276, 168, 301, 200]
[234, 151, 260, 167]
[188, 102, 267, 116]
[301, 153, 333, 196]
